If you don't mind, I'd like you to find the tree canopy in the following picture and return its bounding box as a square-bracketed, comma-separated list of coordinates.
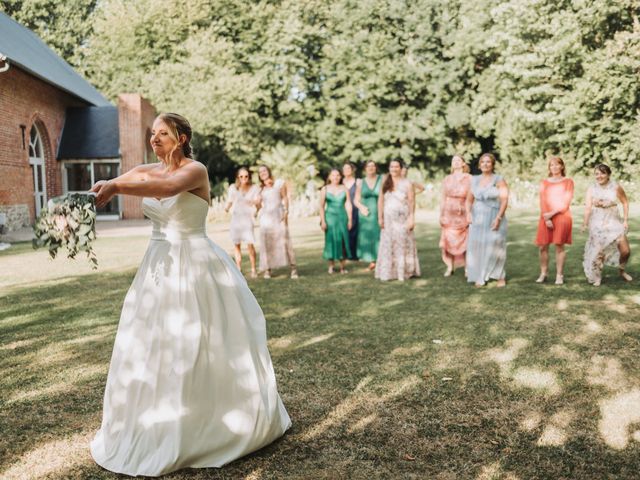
[2, 0, 639, 179]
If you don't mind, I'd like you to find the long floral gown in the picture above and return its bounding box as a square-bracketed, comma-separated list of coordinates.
[375, 179, 421, 281]
[583, 180, 625, 284]
[258, 179, 296, 271]
[466, 174, 507, 284]
[439, 173, 472, 267]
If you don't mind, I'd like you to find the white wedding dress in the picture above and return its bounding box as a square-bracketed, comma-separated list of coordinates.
[90, 191, 291, 477]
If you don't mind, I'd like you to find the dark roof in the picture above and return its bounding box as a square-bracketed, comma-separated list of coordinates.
[57, 106, 120, 159]
[0, 12, 110, 107]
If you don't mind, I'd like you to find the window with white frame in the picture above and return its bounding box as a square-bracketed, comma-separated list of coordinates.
[63, 160, 121, 217]
[28, 124, 47, 216]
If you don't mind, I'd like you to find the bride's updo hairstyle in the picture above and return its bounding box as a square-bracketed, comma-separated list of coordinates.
[157, 113, 194, 169]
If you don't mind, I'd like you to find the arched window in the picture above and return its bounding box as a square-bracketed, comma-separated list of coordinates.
[28, 124, 47, 215]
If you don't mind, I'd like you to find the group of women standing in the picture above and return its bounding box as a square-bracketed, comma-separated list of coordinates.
[319, 160, 421, 281]
[437, 154, 632, 287]
[227, 155, 632, 286]
[225, 165, 298, 279]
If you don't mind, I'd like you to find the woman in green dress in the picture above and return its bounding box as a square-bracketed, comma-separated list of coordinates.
[354, 160, 382, 270]
[320, 168, 353, 274]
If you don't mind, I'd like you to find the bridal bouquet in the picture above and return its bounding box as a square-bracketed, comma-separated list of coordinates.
[33, 193, 98, 269]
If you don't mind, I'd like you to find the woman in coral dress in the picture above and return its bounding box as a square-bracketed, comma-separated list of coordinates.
[535, 157, 574, 285]
[439, 155, 472, 276]
[582, 164, 632, 286]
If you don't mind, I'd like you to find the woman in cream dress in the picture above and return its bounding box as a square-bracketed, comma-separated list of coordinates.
[582, 163, 632, 286]
[225, 167, 259, 278]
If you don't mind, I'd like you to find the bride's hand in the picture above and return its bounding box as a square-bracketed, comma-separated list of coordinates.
[96, 181, 117, 208]
[90, 180, 108, 194]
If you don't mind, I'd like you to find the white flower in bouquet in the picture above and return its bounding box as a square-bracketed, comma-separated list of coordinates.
[32, 192, 98, 269]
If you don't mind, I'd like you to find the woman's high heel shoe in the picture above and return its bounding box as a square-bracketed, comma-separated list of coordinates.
[536, 273, 547, 283]
[555, 274, 564, 285]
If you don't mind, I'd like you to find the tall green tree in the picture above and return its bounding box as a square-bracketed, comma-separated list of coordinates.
[0, 0, 98, 67]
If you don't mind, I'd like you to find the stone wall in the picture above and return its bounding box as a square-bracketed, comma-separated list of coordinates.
[0, 204, 31, 231]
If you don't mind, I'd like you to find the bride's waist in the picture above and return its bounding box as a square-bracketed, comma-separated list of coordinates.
[151, 227, 207, 241]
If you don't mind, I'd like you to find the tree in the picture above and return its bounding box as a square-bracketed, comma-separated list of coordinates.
[0, 0, 98, 67]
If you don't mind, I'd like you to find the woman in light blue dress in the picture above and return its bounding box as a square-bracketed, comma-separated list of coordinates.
[465, 153, 509, 287]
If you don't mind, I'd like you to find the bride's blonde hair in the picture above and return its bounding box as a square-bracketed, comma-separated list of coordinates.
[156, 113, 193, 169]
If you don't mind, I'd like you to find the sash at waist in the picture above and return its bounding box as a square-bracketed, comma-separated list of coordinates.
[151, 229, 207, 241]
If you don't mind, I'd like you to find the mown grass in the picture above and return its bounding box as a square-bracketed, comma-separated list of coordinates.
[1, 210, 639, 479]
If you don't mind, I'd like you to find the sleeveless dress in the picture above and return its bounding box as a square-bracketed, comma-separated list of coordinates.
[357, 175, 382, 262]
[439, 173, 472, 267]
[375, 179, 421, 281]
[90, 192, 291, 477]
[535, 178, 574, 246]
[323, 189, 352, 260]
[228, 184, 258, 244]
[466, 174, 507, 284]
[583, 181, 625, 284]
[345, 180, 359, 260]
[258, 179, 296, 271]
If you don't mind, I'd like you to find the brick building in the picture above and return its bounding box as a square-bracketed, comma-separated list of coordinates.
[0, 12, 156, 231]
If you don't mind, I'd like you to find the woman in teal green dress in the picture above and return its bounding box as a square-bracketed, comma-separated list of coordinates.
[320, 168, 353, 274]
[354, 160, 382, 270]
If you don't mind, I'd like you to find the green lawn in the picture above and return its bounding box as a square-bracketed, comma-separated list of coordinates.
[1, 210, 639, 479]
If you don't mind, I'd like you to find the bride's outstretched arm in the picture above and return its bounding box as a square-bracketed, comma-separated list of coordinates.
[90, 164, 157, 193]
[92, 162, 207, 208]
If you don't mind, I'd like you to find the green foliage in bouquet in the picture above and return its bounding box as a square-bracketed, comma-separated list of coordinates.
[32, 193, 98, 269]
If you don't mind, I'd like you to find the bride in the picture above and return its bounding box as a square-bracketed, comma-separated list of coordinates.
[89, 113, 291, 477]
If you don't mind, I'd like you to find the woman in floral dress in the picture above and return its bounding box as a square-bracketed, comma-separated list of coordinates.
[582, 164, 632, 286]
[256, 165, 298, 279]
[375, 159, 420, 281]
[465, 153, 509, 287]
[439, 155, 472, 277]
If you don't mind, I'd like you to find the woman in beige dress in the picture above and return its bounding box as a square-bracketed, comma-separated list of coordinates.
[582, 163, 632, 286]
[375, 159, 421, 281]
[257, 165, 298, 279]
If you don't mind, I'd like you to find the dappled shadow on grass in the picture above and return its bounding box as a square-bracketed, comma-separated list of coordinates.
[1, 212, 639, 479]
[0, 272, 130, 476]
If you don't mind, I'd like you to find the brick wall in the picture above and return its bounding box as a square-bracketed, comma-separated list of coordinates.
[117, 94, 157, 219]
[0, 65, 86, 230]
